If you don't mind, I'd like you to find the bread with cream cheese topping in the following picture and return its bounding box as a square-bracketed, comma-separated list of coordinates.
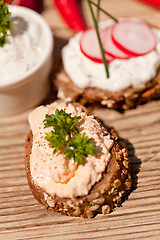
[25, 101, 132, 218]
[53, 20, 160, 111]
[53, 59, 160, 110]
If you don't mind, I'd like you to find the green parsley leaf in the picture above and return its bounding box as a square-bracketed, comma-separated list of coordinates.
[0, 0, 12, 47]
[44, 109, 81, 154]
[65, 133, 95, 164]
[44, 109, 95, 164]
[45, 130, 66, 153]
[44, 109, 81, 135]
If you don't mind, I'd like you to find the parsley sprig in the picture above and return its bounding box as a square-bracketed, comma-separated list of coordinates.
[44, 109, 95, 164]
[0, 0, 12, 47]
[65, 133, 95, 164]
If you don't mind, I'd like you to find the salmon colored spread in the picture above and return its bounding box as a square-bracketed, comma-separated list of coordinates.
[29, 102, 113, 198]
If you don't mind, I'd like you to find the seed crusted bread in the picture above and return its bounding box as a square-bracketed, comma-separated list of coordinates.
[25, 104, 132, 218]
[53, 58, 160, 110]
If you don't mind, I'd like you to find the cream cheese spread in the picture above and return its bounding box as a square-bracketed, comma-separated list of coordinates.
[0, 8, 44, 85]
[29, 101, 113, 198]
[62, 21, 160, 92]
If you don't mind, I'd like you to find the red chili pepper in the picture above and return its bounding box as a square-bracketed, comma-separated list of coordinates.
[138, 0, 160, 8]
[54, 0, 87, 32]
[4, 0, 43, 12]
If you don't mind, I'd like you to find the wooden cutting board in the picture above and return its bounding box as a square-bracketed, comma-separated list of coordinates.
[0, 0, 160, 239]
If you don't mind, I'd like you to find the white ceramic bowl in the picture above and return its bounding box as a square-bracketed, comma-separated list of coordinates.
[0, 6, 54, 116]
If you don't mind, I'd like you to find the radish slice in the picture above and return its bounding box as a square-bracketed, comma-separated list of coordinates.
[80, 28, 115, 63]
[100, 26, 131, 59]
[112, 20, 157, 56]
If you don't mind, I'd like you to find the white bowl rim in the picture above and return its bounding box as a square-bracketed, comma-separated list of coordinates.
[0, 5, 54, 90]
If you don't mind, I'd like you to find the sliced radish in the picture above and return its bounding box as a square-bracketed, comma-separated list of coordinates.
[100, 26, 131, 59]
[80, 28, 115, 63]
[105, 53, 115, 62]
[112, 20, 157, 56]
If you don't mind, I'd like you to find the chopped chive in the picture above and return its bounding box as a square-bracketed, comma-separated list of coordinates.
[97, 0, 101, 22]
[0, 0, 12, 47]
[87, 0, 109, 78]
[90, 0, 118, 23]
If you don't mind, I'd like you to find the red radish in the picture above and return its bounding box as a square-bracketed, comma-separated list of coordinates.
[112, 20, 157, 56]
[100, 26, 131, 59]
[80, 28, 115, 63]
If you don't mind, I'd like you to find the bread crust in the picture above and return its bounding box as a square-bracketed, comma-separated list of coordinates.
[53, 58, 160, 110]
[25, 108, 132, 218]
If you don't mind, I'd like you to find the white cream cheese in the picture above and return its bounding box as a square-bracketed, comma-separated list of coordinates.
[62, 21, 160, 92]
[0, 8, 44, 85]
[29, 101, 113, 198]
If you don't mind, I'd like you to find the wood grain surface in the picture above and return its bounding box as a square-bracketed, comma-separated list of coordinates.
[0, 0, 160, 239]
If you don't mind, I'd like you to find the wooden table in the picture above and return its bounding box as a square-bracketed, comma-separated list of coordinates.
[0, 0, 160, 239]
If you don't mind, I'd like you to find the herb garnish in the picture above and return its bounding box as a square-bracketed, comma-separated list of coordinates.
[0, 0, 12, 47]
[87, 0, 109, 78]
[90, 1, 118, 23]
[44, 109, 95, 164]
[97, 0, 101, 22]
[87, 0, 118, 78]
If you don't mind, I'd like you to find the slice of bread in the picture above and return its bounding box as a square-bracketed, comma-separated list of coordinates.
[25, 101, 132, 218]
[53, 60, 160, 110]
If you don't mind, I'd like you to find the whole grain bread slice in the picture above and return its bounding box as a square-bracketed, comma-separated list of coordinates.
[25, 118, 132, 218]
[53, 59, 160, 110]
